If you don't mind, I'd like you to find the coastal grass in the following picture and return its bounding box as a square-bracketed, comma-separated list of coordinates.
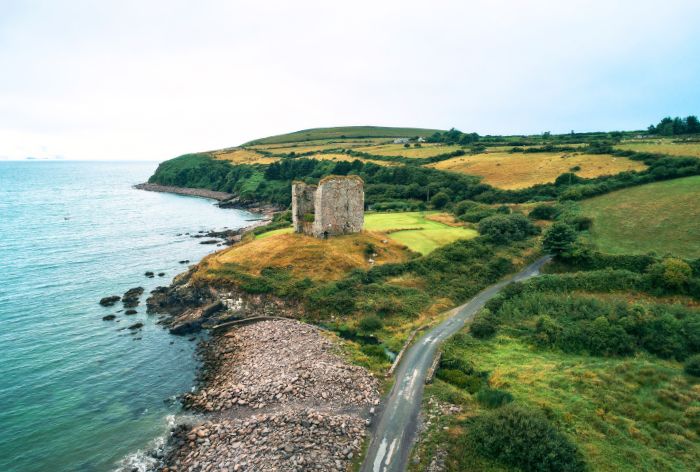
[615, 140, 700, 158]
[428, 152, 647, 189]
[256, 212, 478, 255]
[355, 143, 463, 158]
[578, 175, 700, 258]
[212, 148, 280, 165]
[198, 231, 410, 283]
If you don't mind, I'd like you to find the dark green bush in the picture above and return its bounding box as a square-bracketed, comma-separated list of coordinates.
[358, 315, 383, 332]
[529, 204, 560, 220]
[684, 354, 700, 376]
[437, 369, 484, 393]
[470, 311, 498, 339]
[476, 389, 514, 408]
[470, 404, 586, 472]
[478, 214, 540, 244]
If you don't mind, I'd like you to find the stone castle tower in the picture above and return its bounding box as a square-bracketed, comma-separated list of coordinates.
[292, 175, 364, 238]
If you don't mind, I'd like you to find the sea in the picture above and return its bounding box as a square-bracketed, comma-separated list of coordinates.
[0, 161, 259, 472]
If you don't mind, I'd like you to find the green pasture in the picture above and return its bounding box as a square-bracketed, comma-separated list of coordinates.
[256, 211, 478, 255]
[578, 175, 700, 258]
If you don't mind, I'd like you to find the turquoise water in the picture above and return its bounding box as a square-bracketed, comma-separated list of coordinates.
[0, 161, 257, 472]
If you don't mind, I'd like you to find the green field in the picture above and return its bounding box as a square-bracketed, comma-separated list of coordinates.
[242, 126, 443, 146]
[256, 211, 477, 255]
[419, 334, 700, 472]
[615, 140, 700, 158]
[579, 176, 700, 258]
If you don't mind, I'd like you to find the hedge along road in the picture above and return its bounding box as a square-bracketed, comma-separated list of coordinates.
[360, 256, 552, 472]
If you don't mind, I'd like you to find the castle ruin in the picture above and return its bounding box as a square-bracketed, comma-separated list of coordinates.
[292, 175, 364, 238]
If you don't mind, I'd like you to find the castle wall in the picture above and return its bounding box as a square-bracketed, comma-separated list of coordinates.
[291, 182, 317, 234]
[312, 176, 364, 238]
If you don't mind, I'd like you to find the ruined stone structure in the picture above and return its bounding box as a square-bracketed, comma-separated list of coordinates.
[292, 176, 364, 238]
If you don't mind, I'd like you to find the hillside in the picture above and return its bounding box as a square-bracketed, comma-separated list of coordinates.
[242, 125, 443, 146]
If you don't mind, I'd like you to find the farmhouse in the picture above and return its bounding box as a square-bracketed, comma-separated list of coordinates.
[292, 176, 364, 238]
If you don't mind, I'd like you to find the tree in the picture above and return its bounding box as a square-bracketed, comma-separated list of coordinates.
[542, 222, 578, 256]
[430, 191, 450, 209]
[687, 115, 700, 134]
[529, 204, 560, 220]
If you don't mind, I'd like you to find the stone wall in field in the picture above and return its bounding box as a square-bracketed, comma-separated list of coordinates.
[291, 176, 364, 238]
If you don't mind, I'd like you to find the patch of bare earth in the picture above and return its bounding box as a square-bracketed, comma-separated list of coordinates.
[162, 319, 380, 472]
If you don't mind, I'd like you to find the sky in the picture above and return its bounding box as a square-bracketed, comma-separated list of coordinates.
[1, 0, 699, 161]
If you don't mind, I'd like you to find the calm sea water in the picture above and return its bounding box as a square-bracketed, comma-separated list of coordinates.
[0, 161, 258, 472]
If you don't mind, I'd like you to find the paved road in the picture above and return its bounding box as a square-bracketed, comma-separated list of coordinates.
[360, 256, 551, 472]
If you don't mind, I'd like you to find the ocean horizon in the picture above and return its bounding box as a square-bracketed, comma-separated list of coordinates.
[0, 161, 257, 472]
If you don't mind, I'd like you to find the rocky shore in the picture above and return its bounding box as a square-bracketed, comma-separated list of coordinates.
[134, 183, 283, 216]
[157, 319, 380, 472]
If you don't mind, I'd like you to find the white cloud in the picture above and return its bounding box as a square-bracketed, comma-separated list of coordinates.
[1, 0, 699, 160]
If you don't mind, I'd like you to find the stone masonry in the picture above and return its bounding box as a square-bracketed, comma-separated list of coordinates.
[292, 175, 364, 238]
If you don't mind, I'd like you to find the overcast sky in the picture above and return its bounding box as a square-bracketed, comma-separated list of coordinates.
[1, 0, 699, 160]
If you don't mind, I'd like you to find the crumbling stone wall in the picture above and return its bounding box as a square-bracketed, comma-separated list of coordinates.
[292, 181, 317, 234]
[291, 176, 364, 238]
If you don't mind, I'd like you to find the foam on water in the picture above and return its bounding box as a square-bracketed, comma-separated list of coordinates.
[0, 161, 256, 472]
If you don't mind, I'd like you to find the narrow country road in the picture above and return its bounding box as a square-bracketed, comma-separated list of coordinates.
[360, 256, 551, 472]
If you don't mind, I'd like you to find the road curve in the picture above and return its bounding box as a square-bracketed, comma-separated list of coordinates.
[360, 256, 552, 472]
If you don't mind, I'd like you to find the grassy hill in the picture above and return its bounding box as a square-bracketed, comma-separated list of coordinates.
[579, 175, 700, 258]
[242, 125, 443, 145]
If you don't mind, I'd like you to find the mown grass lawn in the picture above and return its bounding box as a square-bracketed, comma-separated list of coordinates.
[579, 175, 700, 259]
[256, 211, 478, 255]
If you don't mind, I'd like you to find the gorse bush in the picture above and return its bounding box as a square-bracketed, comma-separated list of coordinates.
[490, 282, 700, 360]
[470, 404, 586, 472]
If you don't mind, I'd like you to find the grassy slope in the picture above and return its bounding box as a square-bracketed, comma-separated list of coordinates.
[243, 126, 443, 145]
[256, 211, 478, 255]
[197, 231, 410, 283]
[579, 175, 700, 258]
[417, 330, 700, 472]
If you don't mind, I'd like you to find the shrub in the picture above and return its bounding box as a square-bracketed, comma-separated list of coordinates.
[478, 214, 540, 244]
[470, 404, 586, 472]
[470, 310, 498, 339]
[684, 354, 700, 376]
[567, 215, 593, 231]
[529, 204, 560, 220]
[543, 222, 578, 256]
[436, 369, 484, 393]
[430, 191, 450, 209]
[358, 315, 383, 332]
[647, 258, 693, 291]
[476, 389, 514, 408]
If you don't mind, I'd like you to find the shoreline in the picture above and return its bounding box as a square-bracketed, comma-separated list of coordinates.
[134, 183, 234, 201]
[137, 219, 380, 471]
[134, 183, 285, 218]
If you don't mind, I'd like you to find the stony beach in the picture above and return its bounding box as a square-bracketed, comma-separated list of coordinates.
[158, 319, 380, 472]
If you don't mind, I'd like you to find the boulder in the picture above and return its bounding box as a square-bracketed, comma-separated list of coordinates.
[99, 296, 120, 306]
